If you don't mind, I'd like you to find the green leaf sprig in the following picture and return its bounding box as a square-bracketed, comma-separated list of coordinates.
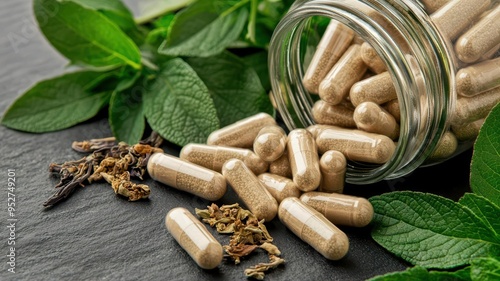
[2, 0, 293, 145]
[369, 103, 500, 280]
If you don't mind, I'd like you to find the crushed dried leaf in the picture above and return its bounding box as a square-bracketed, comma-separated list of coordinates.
[195, 203, 285, 279]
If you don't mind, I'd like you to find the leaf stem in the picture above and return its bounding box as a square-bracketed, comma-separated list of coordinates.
[246, 0, 258, 43]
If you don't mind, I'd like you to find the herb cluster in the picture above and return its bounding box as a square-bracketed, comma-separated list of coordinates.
[1, 0, 294, 146]
[369, 103, 500, 280]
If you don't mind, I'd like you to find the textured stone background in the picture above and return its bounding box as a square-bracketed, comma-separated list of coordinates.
[0, 1, 472, 280]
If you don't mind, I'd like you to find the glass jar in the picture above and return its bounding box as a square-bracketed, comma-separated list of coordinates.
[269, 0, 500, 184]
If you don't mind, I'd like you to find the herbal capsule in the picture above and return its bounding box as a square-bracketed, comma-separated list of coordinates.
[319, 151, 346, 194]
[316, 126, 396, 164]
[269, 152, 293, 178]
[319, 44, 368, 105]
[382, 99, 400, 123]
[353, 101, 400, 140]
[451, 86, 500, 126]
[455, 5, 500, 64]
[455, 57, 500, 97]
[430, 0, 491, 41]
[302, 20, 354, 94]
[451, 119, 484, 141]
[278, 197, 349, 260]
[222, 159, 278, 222]
[300, 192, 374, 227]
[312, 100, 356, 128]
[165, 207, 223, 269]
[147, 153, 226, 201]
[307, 124, 336, 139]
[350, 72, 397, 107]
[258, 173, 302, 203]
[429, 131, 458, 160]
[180, 144, 268, 175]
[253, 126, 287, 162]
[287, 129, 321, 192]
[206, 113, 277, 148]
[360, 42, 386, 74]
[422, 0, 450, 13]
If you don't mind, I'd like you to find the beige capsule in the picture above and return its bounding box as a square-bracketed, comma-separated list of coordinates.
[382, 99, 401, 123]
[319, 44, 368, 105]
[303, 20, 355, 94]
[429, 131, 458, 160]
[269, 152, 293, 178]
[360, 42, 387, 74]
[253, 126, 287, 162]
[422, 0, 450, 13]
[316, 126, 396, 164]
[287, 129, 321, 192]
[222, 159, 278, 222]
[350, 72, 397, 107]
[312, 100, 356, 128]
[278, 197, 349, 260]
[165, 207, 223, 269]
[451, 86, 500, 126]
[300, 192, 374, 227]
[258, 173, 302, 203]
[180, 144, 268, 175]
[206, 113, 277, 148]
[147, 153, 226, 201]
[455, 57, 500, 97]
[451, 119, 484, 141]
[307, 124, 337, 139]
[319, 151, 346, 194]
[455, 5, 500, 64]
[353, 101, 400, 140]
[430, 0, 491, 41]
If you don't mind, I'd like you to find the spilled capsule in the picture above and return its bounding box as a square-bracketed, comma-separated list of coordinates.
[165, 207, 223, 269]
[279, 198, 349, 260]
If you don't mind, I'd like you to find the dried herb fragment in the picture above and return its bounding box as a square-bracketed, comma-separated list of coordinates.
[195, 203, 285, 279]
[44, 132, 163, 207]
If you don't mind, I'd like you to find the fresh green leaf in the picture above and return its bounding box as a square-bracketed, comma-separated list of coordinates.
[368, 266, 471, 281]
[34, 0, 141, 69]
[145, 14, 175, 47]
[470, 257, 500, 281]
[186, 51, 274, 127]
[158, 0, 249, 57]
[370, 191, 500, 269]
[242, 51, 271, 91]
[1, 71, 112, 132]
[109, 89, 145, 145]
[459, 194, 500, 240]
[143, 58, 219, 146]
[135, 0, 195, 24]
[65, 0, 146, 45]
[470, 103, 500, 206]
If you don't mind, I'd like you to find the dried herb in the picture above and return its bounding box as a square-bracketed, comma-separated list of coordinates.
[44, 132, 163, 207]
[195, 203, 285, 279]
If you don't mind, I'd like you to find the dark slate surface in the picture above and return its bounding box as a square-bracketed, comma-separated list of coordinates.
[0, 1, 472, 280]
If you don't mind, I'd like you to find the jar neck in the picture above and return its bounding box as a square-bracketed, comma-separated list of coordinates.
[269, 0, 455, 184]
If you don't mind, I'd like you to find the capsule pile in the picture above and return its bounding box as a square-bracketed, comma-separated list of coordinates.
[303, 0, 500, 162]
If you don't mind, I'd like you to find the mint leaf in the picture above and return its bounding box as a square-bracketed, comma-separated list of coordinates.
[242, 51, 271, 91]
[158, 0, 248, 57]
[370, 191, 500, 268]
[459, 194, 500, 240]
[470, 103, 500, 206]
[186, 52, 274, 127]
[368, 266, 471, 281]
[34, 0, 141, 69]
[471, 257, 500, 281]
[109, 77, 145, 145]
[65, 0, 145, 45]
[143, 58, 219, 146]
[1, 71, 112, 132]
